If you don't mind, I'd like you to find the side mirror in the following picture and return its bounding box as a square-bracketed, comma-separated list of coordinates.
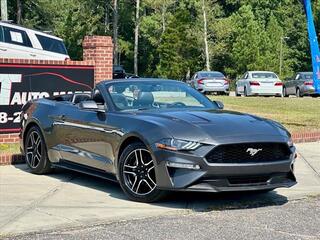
[79, 101, 104, 112]
[213, 100, 224, 109]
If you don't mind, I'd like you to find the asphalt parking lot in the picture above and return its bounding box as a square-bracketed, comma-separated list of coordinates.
[4, 197, 320, 240]
[1, 142, 320, 239]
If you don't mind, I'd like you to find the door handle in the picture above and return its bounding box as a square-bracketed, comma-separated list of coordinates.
[30, 53, 36, 57]
[0, 48, 7, 51]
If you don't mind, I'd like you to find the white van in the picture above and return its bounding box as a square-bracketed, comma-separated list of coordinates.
[0, 21, 69, 60]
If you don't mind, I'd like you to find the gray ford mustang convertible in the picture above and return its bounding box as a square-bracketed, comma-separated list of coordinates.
[20, 79, 297, 202]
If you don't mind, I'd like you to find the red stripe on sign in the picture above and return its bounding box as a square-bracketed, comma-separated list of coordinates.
[23, 72, 93, 90]
[0, 64, 94, 69]
[0, 128, 21, 132]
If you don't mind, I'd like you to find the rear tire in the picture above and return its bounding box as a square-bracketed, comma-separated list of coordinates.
[24, 126, 52, 174]
[118, 142, 166, 202]
[244, 87, 248, 97]
[283, 87, 288, 97]
[296, 88, 303, 98]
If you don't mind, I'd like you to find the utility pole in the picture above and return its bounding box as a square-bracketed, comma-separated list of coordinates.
[133, 0, 140, 75]
[202, 0, 210, 71]
[134, 0, 140, 76]
[113, 0, 119, 66]
[1, 0, 8, 21]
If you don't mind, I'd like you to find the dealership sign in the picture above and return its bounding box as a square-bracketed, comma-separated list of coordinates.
[0, 64, 94, 134]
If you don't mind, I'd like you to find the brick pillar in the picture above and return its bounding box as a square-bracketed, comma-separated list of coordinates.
[83, 36, 113, 84]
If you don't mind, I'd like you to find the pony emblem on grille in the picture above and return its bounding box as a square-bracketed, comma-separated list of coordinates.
[246, 148, 263, 156]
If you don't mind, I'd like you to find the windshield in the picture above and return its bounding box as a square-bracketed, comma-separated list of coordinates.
[252, 72, 278, 79]
[106, 81, 216, 111]
[199, 72, 225, 78]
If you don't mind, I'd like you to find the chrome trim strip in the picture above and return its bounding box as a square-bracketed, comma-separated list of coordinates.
[53, 121, 124, 136]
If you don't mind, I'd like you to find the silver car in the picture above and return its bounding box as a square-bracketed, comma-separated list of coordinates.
[236, 71, 283, 97]
[190, 71, 229, 95]
[283, 72, 319, 97]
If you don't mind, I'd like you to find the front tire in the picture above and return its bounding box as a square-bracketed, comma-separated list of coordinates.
[118, 142, 166, 202]
[235, 87, 241, 97]
[24, 126, 52, 174]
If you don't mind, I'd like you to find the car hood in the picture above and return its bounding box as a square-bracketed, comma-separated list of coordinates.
[134, 109, 289, 144]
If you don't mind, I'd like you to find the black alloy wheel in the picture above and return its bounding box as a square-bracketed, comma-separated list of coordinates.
[25, 126, 52, 174]
[118, 142, 166, 202]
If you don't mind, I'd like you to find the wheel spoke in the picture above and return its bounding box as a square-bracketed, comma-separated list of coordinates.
[147, 174, 156, 186]
[124, 164, 136, 169]
[124, 171, 136, 176]
[134, 150, 139, 166]
[31, 155, 37, 167]
[130, 177, 138, 192]
[26, 146, 33, 152]
[26, 152, 33, 164]
[144, 159, 153, 166]
[135, 179, 143, 193]
[147, 165, 155, 172]
[27, 145, 33, 150]
[139, 149, 146, 165]
[30, 132, 36, 146]
[143, 179, 155, 191]
[35, 135, 40, 146]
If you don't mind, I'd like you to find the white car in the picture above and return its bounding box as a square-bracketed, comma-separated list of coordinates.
[236, 71, 283, 97]
[0, 21, 69, 60]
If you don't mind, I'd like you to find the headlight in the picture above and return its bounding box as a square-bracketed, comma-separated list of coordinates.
[156, 138, 201, 151]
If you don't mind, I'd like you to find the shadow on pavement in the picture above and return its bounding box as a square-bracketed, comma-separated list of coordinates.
[14, 163, 288, 211]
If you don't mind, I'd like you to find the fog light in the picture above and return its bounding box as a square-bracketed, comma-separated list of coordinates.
[166, 162, 200, 170]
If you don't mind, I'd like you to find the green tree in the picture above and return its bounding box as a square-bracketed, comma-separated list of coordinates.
[229, 5, 262, 76]
[156, 6, 202, 79]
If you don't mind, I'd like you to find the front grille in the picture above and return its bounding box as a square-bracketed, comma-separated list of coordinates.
[206, 142, 291, 164]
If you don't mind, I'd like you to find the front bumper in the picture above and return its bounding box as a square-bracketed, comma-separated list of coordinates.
[152, 144, 296, 192]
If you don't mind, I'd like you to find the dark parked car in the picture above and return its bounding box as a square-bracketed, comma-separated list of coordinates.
[20, 79, 296, 202]
[113, 65, 139, 79]
[283, 72, 319, 97]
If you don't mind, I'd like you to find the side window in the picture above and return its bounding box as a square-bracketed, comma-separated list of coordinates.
[0, 26, 4, 42]
[2, 26, 32, 47]
[295, 74, 300, 80]
[243, 73, 248, 79]
[36, 34, 67, 55]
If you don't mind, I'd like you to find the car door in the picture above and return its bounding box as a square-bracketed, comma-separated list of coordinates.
[290, 73, 301, 94]
[284, 75, 292, 95]
[237, 72, 248, 93]
[55, 89, 116, 172]
[0, 25, 36, 59]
